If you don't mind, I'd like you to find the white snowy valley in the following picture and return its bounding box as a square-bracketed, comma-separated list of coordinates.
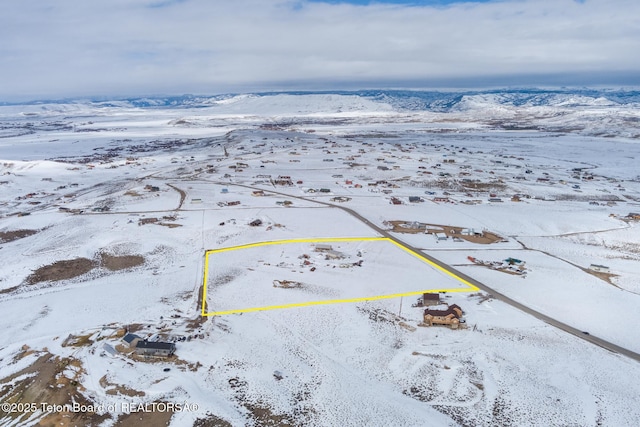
[1, 91, 640, 426]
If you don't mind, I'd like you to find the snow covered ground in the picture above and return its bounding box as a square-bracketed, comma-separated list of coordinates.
[1, 91, 639, 426]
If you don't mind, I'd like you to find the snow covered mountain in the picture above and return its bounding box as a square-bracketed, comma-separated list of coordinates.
[3, 89, 639, 140]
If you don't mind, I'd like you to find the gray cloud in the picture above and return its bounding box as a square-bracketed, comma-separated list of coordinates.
[1, 0, 639, 100]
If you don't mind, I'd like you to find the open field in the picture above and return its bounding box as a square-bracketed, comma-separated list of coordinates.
[203, 237, 478, 316]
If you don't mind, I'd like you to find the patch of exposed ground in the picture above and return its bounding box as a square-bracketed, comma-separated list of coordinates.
[0, 347, 111, 426]
[244, 402, 297, 427]
[461, 181, 508, 192]
[23, 250, 147, 286]
[0, 229, 38, 243]
[582, 269, 619, 286]
[115, 403, 174, 427]
[138, 215, 182, 228]
[100, 252, 145, 271]
[62, 332, 95, 348]
[26, 257, 96, 285]
[99, 375, 145, 397]
[193, 414, 233, 427]
[387, 221, 504, 244]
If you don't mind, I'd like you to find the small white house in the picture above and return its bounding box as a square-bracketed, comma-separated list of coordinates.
[589, 264, 610, 273]
[434, 233, 448, 241]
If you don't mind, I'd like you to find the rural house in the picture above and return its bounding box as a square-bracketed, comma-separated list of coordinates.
[134, 340, 176, 357]
[122, 333, 141, 348]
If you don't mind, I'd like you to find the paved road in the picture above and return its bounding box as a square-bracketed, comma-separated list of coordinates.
[216, 181, 640, 363]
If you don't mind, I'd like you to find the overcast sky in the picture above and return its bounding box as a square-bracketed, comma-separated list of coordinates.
[1, 0, 639, 101]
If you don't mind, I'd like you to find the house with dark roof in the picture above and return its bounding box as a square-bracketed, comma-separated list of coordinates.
[134, 340, 176, 357]
[122, 333, 141, 348]
[423, 304, 463, 329]
[589, 264, 610, 273]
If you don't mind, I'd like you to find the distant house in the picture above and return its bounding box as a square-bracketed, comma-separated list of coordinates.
[134, 340, 176, 357]
[191, 198, 202, 204]
[390, 197, 402, 205]
[488, 198, 503, 203]
[433, 197, 449, 203]
[330, 196, 351, 203]
[249, 219, 263, 227]
[377, 166, 390, 171]
[434, 232, 448, 241]
[252, 190, 265, 197]
[221, 188, 229, 193]
[122, 333, 141, 348]
[319, 188, 331, 193]
[627, 213, 640, 220]
[315, 244, 333, 252]
[589, 264, 610, 273]
[325, 250, 344, 260]
[408, 196, 424, 203]
[274, 176, 293, 186]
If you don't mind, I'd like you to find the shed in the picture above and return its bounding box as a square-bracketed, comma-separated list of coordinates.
[315, 244, 333, 252]
[413, 293, 440, 307]
[102, 343, 118, 356]
[434, 233, 448, 241]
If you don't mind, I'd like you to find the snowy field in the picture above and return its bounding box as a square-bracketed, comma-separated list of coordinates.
[1, 91, 640, 426]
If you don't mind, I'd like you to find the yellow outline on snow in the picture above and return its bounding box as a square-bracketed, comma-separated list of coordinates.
[201, 237, 478, 316]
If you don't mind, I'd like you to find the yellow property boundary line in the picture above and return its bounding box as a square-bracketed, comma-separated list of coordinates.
[201, 237, 478, 316]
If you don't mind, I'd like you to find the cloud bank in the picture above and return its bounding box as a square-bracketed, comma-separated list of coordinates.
[1, 0, 639, 100]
